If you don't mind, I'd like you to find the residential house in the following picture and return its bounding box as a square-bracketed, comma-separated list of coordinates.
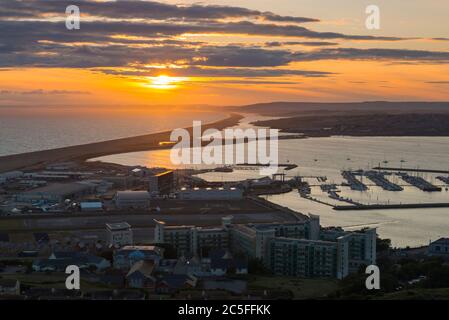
[208, 249, 248, 276]
[33, 251, 111, 272]
[0, 279, 20, 296]
[155, 274, 197, 294]
[126, 260, 156, 289]
[428, 238, 449, 258]
[113, 245, 164, 270]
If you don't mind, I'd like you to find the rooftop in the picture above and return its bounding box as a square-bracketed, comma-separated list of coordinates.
[106, 222, 131, 231]
[115, 190, 151, 200]
[80, 202, 103, 209]
[431, 238, 449, 246]
[19, 182, 94, 197]
[126, 260, 155, 278]
[120, 245, 160, 252]
[153, 170, 173, 177]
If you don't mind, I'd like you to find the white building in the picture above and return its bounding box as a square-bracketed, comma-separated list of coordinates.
[114, 191, 151, 209]
[106, 222, 133, 247]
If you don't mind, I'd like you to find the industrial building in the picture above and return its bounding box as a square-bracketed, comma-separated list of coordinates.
[154, 215, 376, 279]
[149, 170, 174, 195]
[16, 182, 97, 203]
[114, 191, 151, 209]
[106, 222, 133, 247]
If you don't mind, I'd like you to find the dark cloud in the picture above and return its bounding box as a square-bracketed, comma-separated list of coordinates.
[0, 89, 90, 95]
[0, 0, 445, 81]
[0, 0, 317, 23]
[190, 46, 293, 67]
[426, 81, 449, 84]
[96, 66, 332, 78]
[265, 41, 338, 47]
[294, 48, 449, 62]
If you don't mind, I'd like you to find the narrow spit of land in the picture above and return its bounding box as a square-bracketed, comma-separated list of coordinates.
[0, 113, 243, 173]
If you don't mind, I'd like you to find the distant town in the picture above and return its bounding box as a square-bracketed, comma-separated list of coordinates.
[1, 160, 449, 300]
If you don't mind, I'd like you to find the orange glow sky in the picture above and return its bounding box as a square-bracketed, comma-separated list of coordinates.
[0, 0, 448, 109]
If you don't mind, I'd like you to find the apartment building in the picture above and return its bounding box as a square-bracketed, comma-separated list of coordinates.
[154, 219, 228, 256]
[153, 215, 376, 279]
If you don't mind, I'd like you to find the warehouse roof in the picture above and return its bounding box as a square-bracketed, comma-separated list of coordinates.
[20, 182, 94, 197]
[106, 222, 131, 231]
[115, 191, 151, 201]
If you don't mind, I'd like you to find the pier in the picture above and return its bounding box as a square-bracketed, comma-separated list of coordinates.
[374, 167, 449, 174]
[437, 176, 449, 184]
[362, 170, 403, 191]
[233, 163, 298, 171]
[341, 170, 368, 191]
[398, 173, 441, 192]
[334, 202, 449, 211]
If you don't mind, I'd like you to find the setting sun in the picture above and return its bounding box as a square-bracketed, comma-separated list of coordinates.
[147, 75, 187, 89]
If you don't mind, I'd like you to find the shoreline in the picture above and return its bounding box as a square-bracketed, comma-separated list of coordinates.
[0, 113, 243, 173]
[250, 112, 449, 138]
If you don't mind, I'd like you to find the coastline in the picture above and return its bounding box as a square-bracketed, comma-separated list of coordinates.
[251, 112, 449, 138]
[0, 113, 243, 173]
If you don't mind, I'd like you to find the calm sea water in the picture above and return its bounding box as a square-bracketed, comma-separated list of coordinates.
[92, 115, 449, 247]
[0, 110, 226, 156]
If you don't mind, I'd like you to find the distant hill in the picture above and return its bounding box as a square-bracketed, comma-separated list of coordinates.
[233, 101, 449, 116]
[252, 113, 449, 137]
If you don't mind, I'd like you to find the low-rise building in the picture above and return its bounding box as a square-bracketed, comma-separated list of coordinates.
[113, 245, 164, 270]
[16, 182, 96, 203]
[173, 255, 202, 276]
[428, 238, 449, 257]
[208, 249, 248, 276]
[0, 279, 20, 296]
[33, 252, 111, 272]
[126, 260, 156, 289]
[155, 274, 197, 294]
[106, 222, 133, 247]
[80, 201, 103, 212]
[114, 191, 151, 209]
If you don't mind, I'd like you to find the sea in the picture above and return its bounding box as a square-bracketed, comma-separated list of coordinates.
[0, 109, 226, 156]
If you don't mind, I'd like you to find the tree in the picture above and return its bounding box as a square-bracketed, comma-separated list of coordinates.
[248, 258, 271, 275]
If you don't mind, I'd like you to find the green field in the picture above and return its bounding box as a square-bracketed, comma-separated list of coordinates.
[248, 275, 338, 299]
[0, 219, 24, 231]
[376, 288, 449, 300]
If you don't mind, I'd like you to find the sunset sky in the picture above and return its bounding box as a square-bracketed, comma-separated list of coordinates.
[0, 0, 448, 109]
